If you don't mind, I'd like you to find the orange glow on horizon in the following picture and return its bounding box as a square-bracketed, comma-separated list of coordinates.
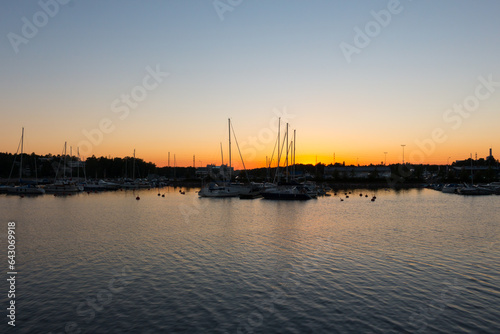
[2, 125, 496, 169]
[0, 147, 493, 169]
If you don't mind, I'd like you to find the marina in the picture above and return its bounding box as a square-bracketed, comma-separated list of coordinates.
[2, 1, 500, 332]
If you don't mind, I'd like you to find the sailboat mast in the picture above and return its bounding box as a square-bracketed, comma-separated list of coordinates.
[70, 146, 73, 179]
[220, 142, 224, 165]
[266, 156, 270, 181]
[293, 129, 296, 181]
[82, 150, 87, 182]
[77, 147, 80, 181]
[133, 149, 136, 180]
[285, 123, 289, 182]
[277, 117, 281, 183]
[64, 142, 67, 179]
[19, 127, 24, 180]
[228, 118, 232, 181]
[470, 153, 473, 185]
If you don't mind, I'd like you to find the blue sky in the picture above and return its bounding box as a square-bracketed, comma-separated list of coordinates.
[1, 0, 499, 167]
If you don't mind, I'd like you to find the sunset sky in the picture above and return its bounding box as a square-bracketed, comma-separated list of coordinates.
[1, 0, 499, 169]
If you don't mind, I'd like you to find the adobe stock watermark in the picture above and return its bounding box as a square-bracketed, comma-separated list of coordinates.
[178, 192, 210, 224]
[340, 0, 410, 64]
[78, 64, 169, 157]
[408, 279, 462, 333]
[48, 265, 135, 334]
[213, 0, 243, 21]
[222, 237, 337, 333]
[386, 74, 499, 187]
[408, 74, 498, 164]
[7, 0, 73, 54]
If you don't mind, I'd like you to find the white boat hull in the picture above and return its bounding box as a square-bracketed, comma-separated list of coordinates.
[7, 186, 45, 195]
[198, 183, 250, 198]
[44, 183, 83, 193]
[459, 186, 493, 195]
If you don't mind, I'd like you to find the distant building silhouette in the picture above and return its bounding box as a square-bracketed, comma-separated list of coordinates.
[195, 164, 234, 180]
[324, 166, 391, 179]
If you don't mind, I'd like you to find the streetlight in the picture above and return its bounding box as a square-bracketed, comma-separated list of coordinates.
[401, 145, 406, 164]
[384, 152, 388, 166]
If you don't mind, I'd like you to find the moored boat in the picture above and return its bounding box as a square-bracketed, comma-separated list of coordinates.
[6, 128, 45, 195]
[198, 182, 250, 197]
[261, 186, 312, 200]
[442, 184, 461, 194]
[83, 180, 107, 191]
[121, 179, 151, 189]
[199, 119, 252, 198]
[239, 191, 262, 199]
[44, 179, 83, 193]
[481, 182, 500, 195]
[98, 179, 120, 190]
[459, 184, 494, 195]
[7, 183, 45, 195]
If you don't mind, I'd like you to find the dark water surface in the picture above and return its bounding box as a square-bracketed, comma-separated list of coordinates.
[1, 188, 499, 333]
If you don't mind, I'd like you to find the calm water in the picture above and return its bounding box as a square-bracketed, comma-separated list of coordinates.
[0, 188, 499, 333]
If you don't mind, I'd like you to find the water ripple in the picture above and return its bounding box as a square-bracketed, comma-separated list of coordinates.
[0, 188, 499, 332]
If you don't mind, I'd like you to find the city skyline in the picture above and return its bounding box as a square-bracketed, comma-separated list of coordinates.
[1, 1, 499, 169]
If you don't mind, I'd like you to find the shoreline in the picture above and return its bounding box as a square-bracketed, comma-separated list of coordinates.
[0, 177, 426, 189]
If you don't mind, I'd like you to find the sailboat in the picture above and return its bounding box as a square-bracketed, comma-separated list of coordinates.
[121, 149, 151, 189]
[458, 155, 494, 195]
[44, 142, 83, 193]
[7, 128, 45, 195]
[261, 120, 313, 200]
[198, 181, 247, 197]
[198, 119, 251, 198]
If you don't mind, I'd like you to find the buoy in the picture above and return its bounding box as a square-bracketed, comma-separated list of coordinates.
[359, 193, 363, 197]
[20, 195, 24, 198]
[157, 193, 160, 196]
[161, 194, 165, 197]
[136, 196, 140, 200]
[340, 198, 344, 201]
[365, 194, 368, 197]
[346, 195, 349, 198]
[371, 198, 375, 202]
